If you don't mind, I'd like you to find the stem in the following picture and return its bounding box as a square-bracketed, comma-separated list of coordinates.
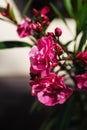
[58, 57, 74, 61]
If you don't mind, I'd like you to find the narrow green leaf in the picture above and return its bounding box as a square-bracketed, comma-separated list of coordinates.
[64, 0, 74, 17]
[23, 0, 33, 15]
[84, 46, 87, 51]
[64, 39, 74, 47]
[0, 41, 32, 49]
[78, 28, 87, 51]
[9, 8, 16, 21]
[74, 41, 77, 54]
[77, 3, 87, 34]
[49, 2, 67, 25]
[77, 0, 82, 13]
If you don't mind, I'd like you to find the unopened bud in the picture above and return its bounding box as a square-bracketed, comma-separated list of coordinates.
[52, 61, 58, 67]
[7, 3, 10, 10]
[47, 32, 54, 37]
[55, 27, 62, 37]
[33, 8, 39, 16]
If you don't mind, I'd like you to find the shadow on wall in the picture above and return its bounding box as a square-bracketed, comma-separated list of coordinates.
[0, 76, 46, 130]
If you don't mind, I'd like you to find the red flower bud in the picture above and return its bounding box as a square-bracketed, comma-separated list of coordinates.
[7, 3, 10, 10]
[1, 3, 10, 18]
[1, 12, 7, 17]
[47, 32, 54, 37]
[55, 27, 62, 37]
[33, 8, 39, 16]
[41, 6, 50, 15]
[52, 61, 58, 67]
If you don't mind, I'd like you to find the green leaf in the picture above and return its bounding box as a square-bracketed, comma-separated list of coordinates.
[49, 2, 67, 25]
[77, 0, 82, 13]
[64, 39, 74, 47]
[23, 0, 33, 15]
[76, 3, 87, 34]
[0, 41, 32, 49]
[84, 45, 87, 51]
[64, 0, 74, 17]
[0, 7, 5, 12]
[9, 8, 16, 21]
[78, 28, 87, 51]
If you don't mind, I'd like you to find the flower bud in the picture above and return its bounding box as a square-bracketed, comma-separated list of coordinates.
[1, 3, 10, 18]
[52, 60, 58, 67]
[33, 8, 39, 16]
[55, 27, 62, 37]
[47, 32, 54, 37]
[41, 6, 50, 15]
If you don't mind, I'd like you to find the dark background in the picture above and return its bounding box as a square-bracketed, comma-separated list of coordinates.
[0, 76, 46, 130]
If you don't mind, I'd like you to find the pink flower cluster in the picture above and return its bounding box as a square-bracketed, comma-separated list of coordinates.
[75, 51, 87, 91]
[29, 35, 72, 106]
[76, 51, 87, 65]
[2, 3, 87, 106]
[0, 4, 73, 106]
[17, 6, 50, 38]
[17, 17, 33, 38]
[29, 36, 55, 76]
[75, 72, 87, 90]
[30, 73, 72, 106]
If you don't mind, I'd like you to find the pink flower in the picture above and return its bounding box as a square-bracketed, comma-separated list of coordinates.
[76, 51, 87, 64]
[29, 46, 49, 75]
[75, 72, 87, 90]
[29, 36, 56, 76]
[30, 73, 72, 106]
[17, 17, 33, 38]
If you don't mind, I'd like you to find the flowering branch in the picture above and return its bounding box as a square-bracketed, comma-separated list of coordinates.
[0, 3, 87, 107]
